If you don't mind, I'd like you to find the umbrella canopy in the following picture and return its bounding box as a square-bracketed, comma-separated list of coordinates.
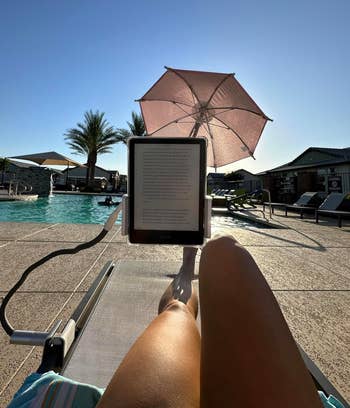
[10, 151, 85, 167]
[138, 67, 271, 168]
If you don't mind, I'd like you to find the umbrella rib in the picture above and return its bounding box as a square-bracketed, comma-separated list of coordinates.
[231, 75, 271, 120]
[146, 107, 205, 136]
[207, 106, 272, 121]
[214, 116, 255, 158]
[165, 67, 200, 106]
[173, 101, 193, 116]
[176, 120, 196, 124]
[146, 114, 192, 135]
[202, 120, 218, 170]
[145, 106, 238, 137]
[206, 73, 233, 107]
[204, 122, 230, 130]
[138, 98, 194, 109]
[139, 99, 194, 135]
[137, 70, 169, 101]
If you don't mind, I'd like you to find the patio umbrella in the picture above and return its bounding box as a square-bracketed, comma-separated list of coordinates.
[138, 67, 272, 169]
[10, 151, 85, 184]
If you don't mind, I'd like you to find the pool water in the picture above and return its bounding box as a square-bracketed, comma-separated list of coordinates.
[0, 194, 263, 228]
[0, 194, 123, 224]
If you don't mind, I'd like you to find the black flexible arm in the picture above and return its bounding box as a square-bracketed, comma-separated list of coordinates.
[0, 228, 109, 336]
[0, 201, 123, 338]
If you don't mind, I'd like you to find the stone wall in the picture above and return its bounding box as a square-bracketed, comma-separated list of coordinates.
[14, 167, 54, 196]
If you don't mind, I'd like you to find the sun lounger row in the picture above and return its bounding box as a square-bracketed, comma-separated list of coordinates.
[211, 188, 237, 196]
[263, 192, 350, 227]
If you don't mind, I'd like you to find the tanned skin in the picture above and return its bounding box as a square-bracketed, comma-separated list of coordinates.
[97, 237, 322, 408]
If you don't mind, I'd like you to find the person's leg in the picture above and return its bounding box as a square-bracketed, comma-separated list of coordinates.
[97, 247, 200, 408]
[199, 235, 323, 408]
[158, 246, 198, 314]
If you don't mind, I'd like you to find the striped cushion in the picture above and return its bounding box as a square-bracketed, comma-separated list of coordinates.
[7, 371, 104, 408]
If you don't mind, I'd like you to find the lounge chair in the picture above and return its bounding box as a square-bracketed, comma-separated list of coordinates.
[285, 192, 350, 220]
[226, 189, 260, 211]
[263, 192, 321, 216]
[2, 259, 349, 407]
[284, 192, 325, 218]
[315, 192, 350, 227]
[211, 189, 241, 208]
[40, 261, 349, 407]
[218, 189, 230, 196]
[226, 190, 271, 221]
[0, 194, 348, 405]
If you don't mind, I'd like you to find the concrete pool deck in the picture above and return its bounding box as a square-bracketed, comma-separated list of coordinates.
[0, 210, 349, 407]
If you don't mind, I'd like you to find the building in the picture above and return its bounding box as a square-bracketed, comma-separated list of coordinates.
[1, 159, 36, 183]
[261, 147, 350, 203]
[1, 159, 57, 196]
[207, 170, 261, 193]
[55, 165, 120, 191]
[224, 169, 262, 192]
[118, 174, 127, 193]
[207, 173, 225, 191]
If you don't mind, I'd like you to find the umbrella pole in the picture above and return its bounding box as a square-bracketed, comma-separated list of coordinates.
[189, 121, 201, 138]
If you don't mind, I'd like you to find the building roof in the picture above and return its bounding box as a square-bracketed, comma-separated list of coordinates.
[207, 172, 225, 178]
[265, 147, 350, 173]
[10, 151, 83, 167]
[227, 168, 256, 176]
[8, 159, 38, 168]
[62, 164, 118, 174]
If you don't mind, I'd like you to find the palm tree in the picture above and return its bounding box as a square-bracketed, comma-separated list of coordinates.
[116, 111, 145, 144]
[65, 110, 118, 188]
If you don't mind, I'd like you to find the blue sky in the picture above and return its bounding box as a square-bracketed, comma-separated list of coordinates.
[1, 0, 349, 174]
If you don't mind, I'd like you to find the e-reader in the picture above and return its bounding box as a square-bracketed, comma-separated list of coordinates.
[128, 137, 207, 245]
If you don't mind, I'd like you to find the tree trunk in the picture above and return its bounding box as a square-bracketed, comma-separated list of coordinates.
[85, 162, 90, 186]
[88, 152, 97, 188]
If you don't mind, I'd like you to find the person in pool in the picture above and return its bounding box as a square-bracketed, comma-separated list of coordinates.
[96, 235, 323, 408]
[104, 196, 113, 206]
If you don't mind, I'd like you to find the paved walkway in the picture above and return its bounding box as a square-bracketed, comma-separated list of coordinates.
[0, 212, 349, 407]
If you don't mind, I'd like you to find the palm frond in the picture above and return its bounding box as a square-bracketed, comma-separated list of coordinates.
[115, 128, 132, 145]
[65, 110, 119, 155]
[127, 111, 145, 136]
[116, 111, 145, 146]
[65, 110, 120, 186]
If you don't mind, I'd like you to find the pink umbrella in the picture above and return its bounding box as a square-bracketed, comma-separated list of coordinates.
[138, 67, 272, 169]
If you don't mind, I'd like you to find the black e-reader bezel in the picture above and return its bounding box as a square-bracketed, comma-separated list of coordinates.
[128, 137, 207, 245]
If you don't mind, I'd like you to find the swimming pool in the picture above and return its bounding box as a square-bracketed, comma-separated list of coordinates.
[0, 194, 123, 224]
[0, 194, 263, 228]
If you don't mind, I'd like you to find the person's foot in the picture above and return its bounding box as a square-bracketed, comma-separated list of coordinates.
[158, 278, 198, 318]
[158, 247, 199, 318]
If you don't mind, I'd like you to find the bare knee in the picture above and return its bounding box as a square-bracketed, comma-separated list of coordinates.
[162, 299, 192, 316]
[203, 234, 239, 254]
[200, 234, 260, 286]
[201, 235, 251, 266]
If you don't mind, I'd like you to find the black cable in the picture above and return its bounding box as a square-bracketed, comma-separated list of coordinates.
[0, 228, 108, 337]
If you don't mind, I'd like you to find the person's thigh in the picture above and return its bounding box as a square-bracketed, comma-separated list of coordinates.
[199, 235, 322, 408]
[97, 301, 200, 408]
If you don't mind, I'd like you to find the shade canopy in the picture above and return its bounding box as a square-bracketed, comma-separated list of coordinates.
[10, 151, 85, 167]
[138, 67, 271, 168]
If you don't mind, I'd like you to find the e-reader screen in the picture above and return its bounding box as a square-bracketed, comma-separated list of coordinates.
[128, 138, 206, 245]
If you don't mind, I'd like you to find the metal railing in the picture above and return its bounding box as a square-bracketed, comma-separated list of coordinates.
[8, 181, 33, 197]
[226, 189, 272, 221]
